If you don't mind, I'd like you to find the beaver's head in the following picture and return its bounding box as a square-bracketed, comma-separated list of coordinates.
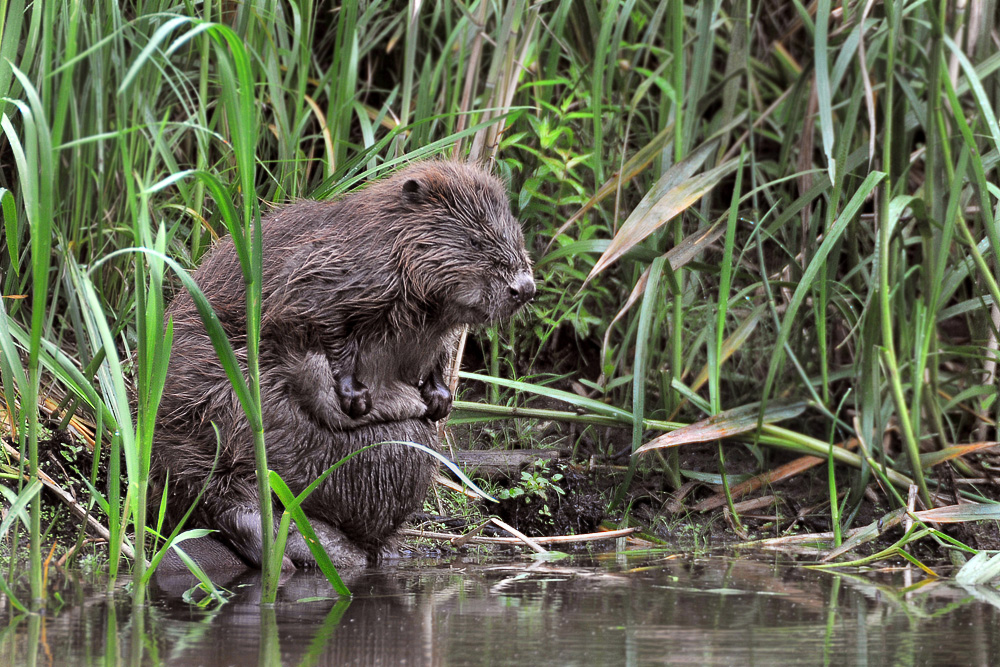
[387, 161, 535, 325]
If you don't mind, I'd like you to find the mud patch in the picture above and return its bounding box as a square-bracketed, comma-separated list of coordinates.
[494, 463, 606, 537]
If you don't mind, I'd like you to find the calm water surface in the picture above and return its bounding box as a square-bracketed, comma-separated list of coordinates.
[2, 553, 999, 665]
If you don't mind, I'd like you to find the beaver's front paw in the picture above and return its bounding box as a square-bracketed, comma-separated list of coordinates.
[419, 374, 452, 422]
[336, 374, 371, 418]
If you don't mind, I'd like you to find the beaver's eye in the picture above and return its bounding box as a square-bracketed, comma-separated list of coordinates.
[469, 236, 482, 250]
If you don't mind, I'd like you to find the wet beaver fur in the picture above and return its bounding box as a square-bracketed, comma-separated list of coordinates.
[152, 161, 534, 569]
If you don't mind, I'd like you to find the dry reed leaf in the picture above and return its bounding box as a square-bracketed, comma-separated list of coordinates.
[634, 401, 807, 455]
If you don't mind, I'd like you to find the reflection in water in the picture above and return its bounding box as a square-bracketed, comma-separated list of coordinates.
[2, 554, 1000, 665]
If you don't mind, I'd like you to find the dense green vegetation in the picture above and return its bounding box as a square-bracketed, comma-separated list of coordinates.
[2, 0, 1000, 608]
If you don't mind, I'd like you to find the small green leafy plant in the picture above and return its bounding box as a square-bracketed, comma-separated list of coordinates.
[497, 462, 566, 522]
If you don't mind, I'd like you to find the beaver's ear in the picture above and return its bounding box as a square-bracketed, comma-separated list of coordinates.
[402, 179, 421, 195]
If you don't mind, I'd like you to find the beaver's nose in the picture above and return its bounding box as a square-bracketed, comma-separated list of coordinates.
[509, 273, 536, 305]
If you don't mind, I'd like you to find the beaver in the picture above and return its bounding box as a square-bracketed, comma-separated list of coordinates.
[152, 161, 534, 569]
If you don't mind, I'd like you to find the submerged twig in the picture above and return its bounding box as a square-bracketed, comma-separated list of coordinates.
[402, 526, 638, 547]
[490, 518, 547, 553]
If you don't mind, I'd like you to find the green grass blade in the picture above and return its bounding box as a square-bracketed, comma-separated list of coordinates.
[759, 171, 885, 413]
[269, 471, 351, 597]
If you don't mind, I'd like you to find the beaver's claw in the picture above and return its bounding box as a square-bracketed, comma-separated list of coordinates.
[337, 374, 371, 418]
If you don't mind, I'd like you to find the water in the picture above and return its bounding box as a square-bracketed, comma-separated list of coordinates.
[2, 553, 998, 665]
